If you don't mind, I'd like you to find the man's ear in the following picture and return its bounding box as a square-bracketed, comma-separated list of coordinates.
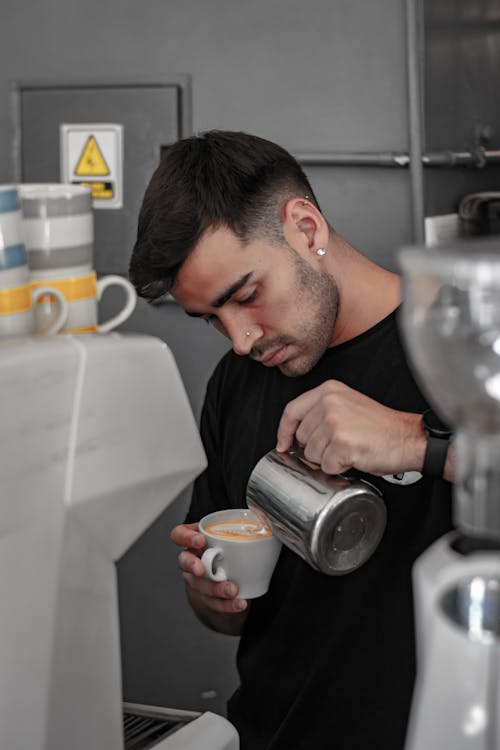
[282, 198, 328, 256]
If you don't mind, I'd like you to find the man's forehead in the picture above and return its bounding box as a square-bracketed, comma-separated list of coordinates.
[173, 227, 251, 292]
[197, 223, 246, 251]
[172, 230, 255, 313]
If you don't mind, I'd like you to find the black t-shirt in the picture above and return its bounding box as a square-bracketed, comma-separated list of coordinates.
[186, 309, 453, 750]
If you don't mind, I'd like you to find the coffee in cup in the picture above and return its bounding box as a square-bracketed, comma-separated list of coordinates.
[199, 509, 281, 599]
[203, 517, 273, 541]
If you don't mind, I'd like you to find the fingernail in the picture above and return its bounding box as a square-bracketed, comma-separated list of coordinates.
[224, 583, 235, 597]
[192, 534, 205, 547]
[235, 599, 247, 611]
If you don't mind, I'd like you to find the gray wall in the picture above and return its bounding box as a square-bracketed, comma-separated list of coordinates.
[423, 0, 500, 214]
[1, 0, 499, 721]
[1, 0, 413, 275]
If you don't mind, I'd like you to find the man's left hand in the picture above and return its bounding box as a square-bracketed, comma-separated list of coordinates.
[276, 379, 425, 476]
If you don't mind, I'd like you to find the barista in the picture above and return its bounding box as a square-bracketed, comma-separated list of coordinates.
[129, 130, 454, 750]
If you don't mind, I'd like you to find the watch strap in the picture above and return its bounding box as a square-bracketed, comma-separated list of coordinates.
[422, 433, 449, 478]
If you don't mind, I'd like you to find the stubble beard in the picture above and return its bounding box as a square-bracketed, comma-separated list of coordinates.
[252, 251, 340, 377]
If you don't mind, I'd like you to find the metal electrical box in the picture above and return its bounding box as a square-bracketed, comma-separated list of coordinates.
[13, 80, 189, 275]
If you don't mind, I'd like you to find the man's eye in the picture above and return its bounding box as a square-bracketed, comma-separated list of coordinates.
[238, 290, 258, 306]
[202, 313, 219, 324]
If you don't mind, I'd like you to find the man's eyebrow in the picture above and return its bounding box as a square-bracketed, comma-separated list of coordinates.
[185, 272, 253, 317]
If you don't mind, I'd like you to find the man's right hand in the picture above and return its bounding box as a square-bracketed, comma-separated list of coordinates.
[170, 522, 249, 634]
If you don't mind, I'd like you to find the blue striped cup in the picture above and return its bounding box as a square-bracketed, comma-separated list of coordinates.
[0, 185, 28, 272]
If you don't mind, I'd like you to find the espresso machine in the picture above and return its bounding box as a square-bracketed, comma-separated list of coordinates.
[0, 332, 239, 750]
[400, 242, 500, 750]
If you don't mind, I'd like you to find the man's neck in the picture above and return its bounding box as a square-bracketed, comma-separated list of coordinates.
[326, 236, 402, 347]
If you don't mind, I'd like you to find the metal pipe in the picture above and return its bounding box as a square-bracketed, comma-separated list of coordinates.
[295, 149, 500, 168]
[405, 0, 425, 242]
[295, 152, 410, 167]
[423, 149, 500, 167]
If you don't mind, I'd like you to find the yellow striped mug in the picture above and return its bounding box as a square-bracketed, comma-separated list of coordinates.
[30, 264, 136, 334]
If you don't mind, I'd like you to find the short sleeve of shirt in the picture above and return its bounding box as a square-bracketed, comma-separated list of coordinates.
[184, 367, 230, 524]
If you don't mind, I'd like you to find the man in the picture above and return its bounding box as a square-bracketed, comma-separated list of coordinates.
[129, 130, 453, 750]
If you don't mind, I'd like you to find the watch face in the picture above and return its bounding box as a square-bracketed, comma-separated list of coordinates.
[424, 409, 452, 438]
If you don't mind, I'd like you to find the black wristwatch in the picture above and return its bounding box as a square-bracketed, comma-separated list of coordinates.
[422, 409, 453, 479]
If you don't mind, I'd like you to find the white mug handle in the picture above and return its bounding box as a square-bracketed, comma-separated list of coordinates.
[201, 547, 227, 582]
[96, 275, 137, 333]
[32, 285, 69, 336]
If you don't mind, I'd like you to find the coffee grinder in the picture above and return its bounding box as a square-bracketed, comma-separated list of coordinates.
[400, 242, 500, 750]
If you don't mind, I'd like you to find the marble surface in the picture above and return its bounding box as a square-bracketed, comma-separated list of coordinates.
[0, 332, 206, 750]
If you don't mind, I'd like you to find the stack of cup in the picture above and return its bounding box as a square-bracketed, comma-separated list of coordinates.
[0, 185, 67, 339]
[19, 184, 136, 334]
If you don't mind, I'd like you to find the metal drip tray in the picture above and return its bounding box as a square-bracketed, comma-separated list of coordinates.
[123, 702, 200, 749]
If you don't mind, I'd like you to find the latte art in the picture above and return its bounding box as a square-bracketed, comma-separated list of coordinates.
[204, 518, 272, 541]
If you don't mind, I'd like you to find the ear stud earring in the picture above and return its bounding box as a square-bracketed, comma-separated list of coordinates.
[316, 247, 327, 256]
[245, 330, 251, 337]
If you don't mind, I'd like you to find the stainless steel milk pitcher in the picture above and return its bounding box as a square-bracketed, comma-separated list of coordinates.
[246, 448, 386, 575]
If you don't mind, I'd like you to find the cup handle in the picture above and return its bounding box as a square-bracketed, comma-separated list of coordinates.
[32, 286, 69, 336]
[96, 275, 137, 333]
[201, 547, 227, 582]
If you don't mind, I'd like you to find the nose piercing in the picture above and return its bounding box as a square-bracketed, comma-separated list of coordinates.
[316, 247, 327, 256]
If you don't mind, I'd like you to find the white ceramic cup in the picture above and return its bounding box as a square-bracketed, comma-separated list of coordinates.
[18, 183, 136, 334]
[0, 185, 68, 338]
[199, 508, 282, 599]
[18, 184, 94, 271]
[30, 264, 136, 334]
[0, 271, 68, 338]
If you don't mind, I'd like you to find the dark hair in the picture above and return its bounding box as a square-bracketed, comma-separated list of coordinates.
[129, 130, 319, 300]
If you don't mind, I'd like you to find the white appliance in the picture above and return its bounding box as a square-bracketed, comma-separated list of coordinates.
[400, 244, 500, 750]
[0, 332, 239, 750]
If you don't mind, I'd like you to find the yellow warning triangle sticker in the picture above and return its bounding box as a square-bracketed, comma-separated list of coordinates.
[74, 135, 110, 176]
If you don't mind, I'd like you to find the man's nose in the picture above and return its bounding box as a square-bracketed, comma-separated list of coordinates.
[227, 321, 262, 356]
